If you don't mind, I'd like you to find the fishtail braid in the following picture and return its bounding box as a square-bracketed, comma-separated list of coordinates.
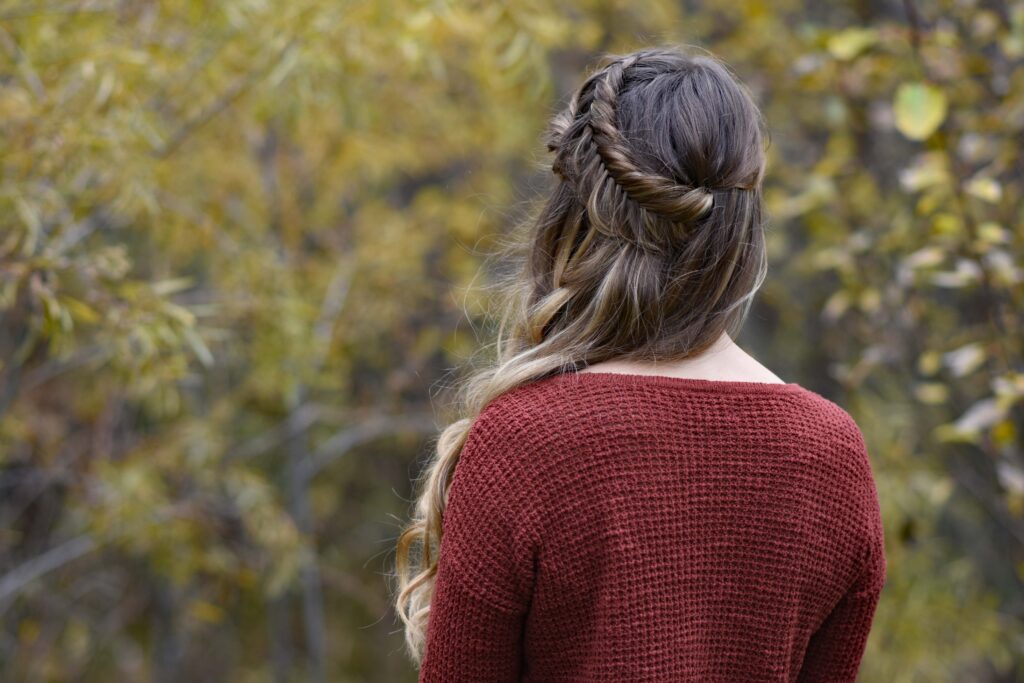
[547, 52, 715, 233]
[588, 56, 715, 224]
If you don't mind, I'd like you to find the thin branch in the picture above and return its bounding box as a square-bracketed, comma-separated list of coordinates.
[0, 534, 95, 608]
[154, 38, 298, 158]
[21, 344, 110, 392]
[0, 1, 115, 21]
[299, 412, 438, 484]
[0, 25, 45, 100]
[311, 261, 356, 374]
[222, 402, 324, 465]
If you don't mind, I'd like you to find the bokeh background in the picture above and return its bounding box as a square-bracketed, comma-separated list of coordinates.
[1, 1, 1023, 681]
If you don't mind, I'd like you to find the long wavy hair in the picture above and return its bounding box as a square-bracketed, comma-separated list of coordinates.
[391, 43, 770, 663]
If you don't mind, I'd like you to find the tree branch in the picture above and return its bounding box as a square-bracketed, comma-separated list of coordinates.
[299, 412, 438, 484]
[0, 534, 95, 610]
[154, 39, 298, 158]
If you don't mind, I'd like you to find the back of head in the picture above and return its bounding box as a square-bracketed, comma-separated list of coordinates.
[392, 44, 771, 664]
[519, 44, 770, 364]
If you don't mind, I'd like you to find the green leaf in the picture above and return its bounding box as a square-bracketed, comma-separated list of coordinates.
[894, 82, 948, 141]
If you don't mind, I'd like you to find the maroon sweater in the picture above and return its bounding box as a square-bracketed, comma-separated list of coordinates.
[418, 371, 887, 682]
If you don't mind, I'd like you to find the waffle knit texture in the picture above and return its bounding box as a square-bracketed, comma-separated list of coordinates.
[418, 371, 887, 682]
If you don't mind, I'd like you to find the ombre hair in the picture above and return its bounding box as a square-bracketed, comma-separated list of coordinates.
[392, 43, 770, 662]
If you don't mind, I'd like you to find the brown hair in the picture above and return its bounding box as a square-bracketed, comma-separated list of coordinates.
[391, 43, 770, 662]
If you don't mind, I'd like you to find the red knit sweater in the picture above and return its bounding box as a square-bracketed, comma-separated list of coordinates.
[418, 371, 887, 682]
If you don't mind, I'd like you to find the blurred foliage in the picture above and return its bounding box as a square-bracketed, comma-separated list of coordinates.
[0, 0, 1022, 681]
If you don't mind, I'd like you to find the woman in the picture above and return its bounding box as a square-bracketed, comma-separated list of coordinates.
[392, 44, 887, 682]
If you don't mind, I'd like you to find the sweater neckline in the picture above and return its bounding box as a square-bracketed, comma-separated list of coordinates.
[560, 371, 805, 395]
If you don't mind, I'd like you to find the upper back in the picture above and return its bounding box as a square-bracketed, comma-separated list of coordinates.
[422, 370, 887, 681]
[485, 371, 881, 678]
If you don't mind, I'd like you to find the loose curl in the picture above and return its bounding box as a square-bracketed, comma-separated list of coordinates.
[391, 43, 771, 664]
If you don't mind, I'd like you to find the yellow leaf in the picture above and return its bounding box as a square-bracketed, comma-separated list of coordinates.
[931, 213, 962, 236]
[894, 82, 948, 141]
[943, 342, 986, 377]
[917, 350, 943, 376]
[914, 382, 949, 404]
[993, 419, 1016, 446]
[977, 221, 1009, 244]
[152, 277, 194, 296]
[993, 372, 1024, 399]
[827, 27, 878, 61]
[821, 290, 850, 321]
[965, 176, 1002, 202]
[902, 246, 945, 270]
[858, 288, 881, 313]
[898, 151, 949, 191]
[183, 328, 214, 368]
[61, 296, 101, 325]
[188, 600, 225, 624]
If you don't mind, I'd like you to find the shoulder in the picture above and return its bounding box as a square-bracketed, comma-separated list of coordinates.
[458, 378, 558, 479]
[455, 373, 593, 499]
[793, 388, 873, 464]
[468, 380, 554, 446]
[794, 388, 885, 554]
[453, 379, 561, 488]
[467, 373, 597, 455]
[444, 383, 557, 557]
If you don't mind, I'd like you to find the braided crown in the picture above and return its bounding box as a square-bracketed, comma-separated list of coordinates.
[546, 51, 751, 233]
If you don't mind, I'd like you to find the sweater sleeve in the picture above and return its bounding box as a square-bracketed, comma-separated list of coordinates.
[797, 424, 887, 683]
[418, 406, 539, 682]
[796, 543, 885, 681]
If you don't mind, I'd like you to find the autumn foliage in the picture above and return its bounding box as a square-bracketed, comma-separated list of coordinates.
[0, 1, 1022, 681]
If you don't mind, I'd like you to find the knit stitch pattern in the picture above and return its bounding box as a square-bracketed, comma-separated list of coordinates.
[418, 371, 887, 682]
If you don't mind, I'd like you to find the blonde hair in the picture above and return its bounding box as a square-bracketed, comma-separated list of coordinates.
[391, 44, 770, 663]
